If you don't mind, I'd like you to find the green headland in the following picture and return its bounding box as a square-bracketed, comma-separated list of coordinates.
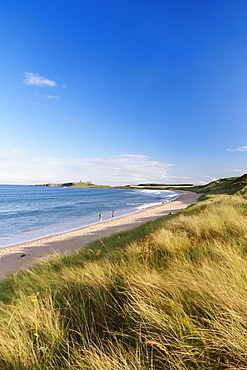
[35, 181, 111, 188]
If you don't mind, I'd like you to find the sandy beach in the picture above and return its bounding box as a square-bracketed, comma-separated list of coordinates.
[0, 191, 200, 280]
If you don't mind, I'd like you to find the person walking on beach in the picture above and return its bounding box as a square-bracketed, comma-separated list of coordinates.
[99, 213, 102, 221]
[112, 211, 115, 217]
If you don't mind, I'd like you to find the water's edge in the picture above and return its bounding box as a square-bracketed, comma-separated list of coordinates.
[0, 186, 180, 248]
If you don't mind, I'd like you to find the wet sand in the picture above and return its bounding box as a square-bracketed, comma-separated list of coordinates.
[0, 191, 201, 280]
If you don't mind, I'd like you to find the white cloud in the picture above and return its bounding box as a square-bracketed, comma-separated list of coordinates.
[76, 155, 175, 185]
[0, 152, 175, 185]
[231, 168, 246, 173]
[223, 166, 247, 174]
[227, 145, 247, 152]
[45, 95, 59, 99]
[200, 175, 217, 181]
[23, 72, 57, 87]
[6, 148, 25, 154]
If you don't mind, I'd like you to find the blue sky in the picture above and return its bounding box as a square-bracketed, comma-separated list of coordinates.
[0, 0, 246, 185]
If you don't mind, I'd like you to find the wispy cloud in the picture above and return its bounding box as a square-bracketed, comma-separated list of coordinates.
[6, 148, 25, 154]
[45, 95, 59, 99]
[23, 72, 57, 87]
[76, 154, 175, 185]
[227, 145, 247, 152]
[231, 168, 246, 173]
[0, 152, 175, 185]
[33, 93, 59, 101]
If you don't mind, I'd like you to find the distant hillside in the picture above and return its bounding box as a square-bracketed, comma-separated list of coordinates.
[177, 174, 247, 199]
[122, 175, 247, 197]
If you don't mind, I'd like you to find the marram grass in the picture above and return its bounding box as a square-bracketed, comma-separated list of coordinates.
[0, 194, 246, 369]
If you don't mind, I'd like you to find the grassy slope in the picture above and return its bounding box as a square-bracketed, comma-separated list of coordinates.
[175, 173, 247, 199]
[0, 175, 247, 369]
[121, 174, 247, 196]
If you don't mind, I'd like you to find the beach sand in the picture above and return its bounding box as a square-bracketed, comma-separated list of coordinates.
[0, 191, 201, 280]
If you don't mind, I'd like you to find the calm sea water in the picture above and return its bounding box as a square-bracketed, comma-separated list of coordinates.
[0, 185, 180, 248]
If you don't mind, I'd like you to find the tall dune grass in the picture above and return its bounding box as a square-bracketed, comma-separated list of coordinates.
[0, 194, 246, 369]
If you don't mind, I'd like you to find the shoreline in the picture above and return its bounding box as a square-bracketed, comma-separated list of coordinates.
[0, 188, 180, 249]
[0, 191, 201, 281]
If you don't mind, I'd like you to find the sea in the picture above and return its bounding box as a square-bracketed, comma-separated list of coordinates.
[0, 185, 180, 248]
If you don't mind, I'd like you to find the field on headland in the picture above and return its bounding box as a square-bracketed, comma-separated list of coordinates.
[0, 175, 246, 369]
